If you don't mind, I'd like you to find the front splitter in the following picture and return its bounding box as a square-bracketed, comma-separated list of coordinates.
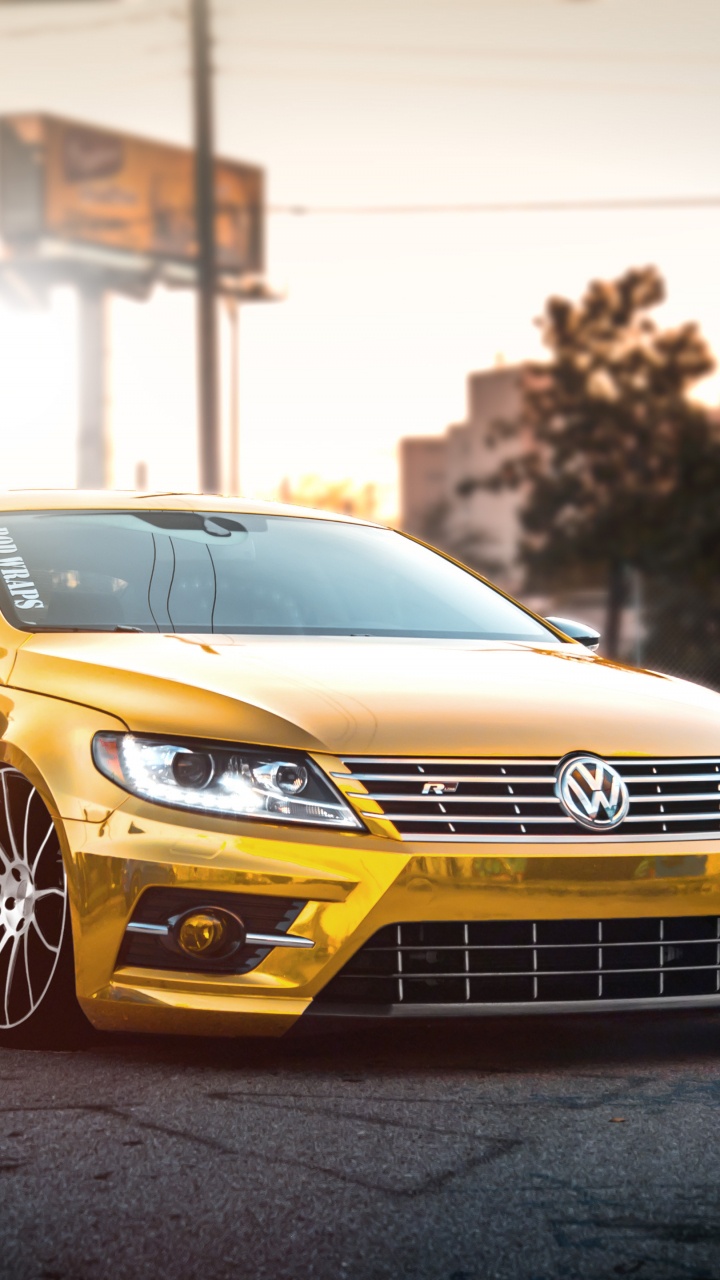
[306, 993, 720, 1018]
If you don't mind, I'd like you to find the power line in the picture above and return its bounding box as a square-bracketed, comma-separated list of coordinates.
[0, 7, 177, 41]
[218, 63, 718, 96]
[270, 195, 720, 217]
[212, 35, 720, 68]
[33, 191, 718, 227]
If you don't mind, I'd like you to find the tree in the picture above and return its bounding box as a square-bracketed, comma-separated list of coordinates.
[640, 405, 720, 686]
[469, 266, 717, 656]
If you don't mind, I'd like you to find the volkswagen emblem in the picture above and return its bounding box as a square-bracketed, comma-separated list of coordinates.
[556, 754, 630, 831]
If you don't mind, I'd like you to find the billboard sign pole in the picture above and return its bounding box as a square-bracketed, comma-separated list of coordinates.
[0, 112, 268, 492]
[77, 285, 110, 489]
[0, 0, 274, 498]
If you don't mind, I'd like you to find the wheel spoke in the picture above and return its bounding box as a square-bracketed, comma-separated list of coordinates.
[23, 930, 33, 1012]
[4, 932, 21, 1024]
[33, 888, 64, 901]
[0, 771, 19, 861]
[31, 823, 56, 877]
[0, 927, 15, 960]
[31, 915, 60, 955]
[22, 785, 37, 864]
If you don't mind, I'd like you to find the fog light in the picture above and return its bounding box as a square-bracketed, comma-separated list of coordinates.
[169, 906, 246, 961]
[178, 913, 224, 955]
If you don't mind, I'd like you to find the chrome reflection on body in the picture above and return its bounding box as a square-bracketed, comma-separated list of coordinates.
[0, 768, 66, 1029]
[555, 755, 630, 831]
[339, 756, 720, 841]
[125, 920, 314, 948]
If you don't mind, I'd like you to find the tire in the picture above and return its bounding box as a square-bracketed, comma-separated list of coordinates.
[0, 766, 91, 1048]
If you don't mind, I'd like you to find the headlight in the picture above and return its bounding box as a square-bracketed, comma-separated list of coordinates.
[92, 733, 363, 829]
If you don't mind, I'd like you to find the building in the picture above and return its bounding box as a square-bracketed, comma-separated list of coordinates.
[398, 436, 448, 541]
[399, 365, 524, 589]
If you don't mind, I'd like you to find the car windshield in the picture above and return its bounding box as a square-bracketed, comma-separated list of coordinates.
[0, 510, 558, 641]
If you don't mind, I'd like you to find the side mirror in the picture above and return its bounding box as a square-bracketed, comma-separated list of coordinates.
[545, 616, 601, 653]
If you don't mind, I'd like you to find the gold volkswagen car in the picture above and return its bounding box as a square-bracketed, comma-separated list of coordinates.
[1, 490, 719, 1046]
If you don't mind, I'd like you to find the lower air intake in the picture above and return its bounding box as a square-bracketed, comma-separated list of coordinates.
[117, 888, 306, 975]
[315, 917, 720, 1008]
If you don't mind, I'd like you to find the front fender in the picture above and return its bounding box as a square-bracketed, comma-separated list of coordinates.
[0, 687, 129, 823]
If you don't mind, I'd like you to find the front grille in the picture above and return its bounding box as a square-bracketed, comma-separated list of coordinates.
[315, 917, 720, 1008]
[338, 756, 720, 841]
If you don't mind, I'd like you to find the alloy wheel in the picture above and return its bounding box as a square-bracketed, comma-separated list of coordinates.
[0, 768, 67, 1031]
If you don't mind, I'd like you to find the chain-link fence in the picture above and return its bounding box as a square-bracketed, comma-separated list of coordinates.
[640, 577, 720, 693]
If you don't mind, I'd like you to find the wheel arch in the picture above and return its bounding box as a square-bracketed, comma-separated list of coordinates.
[0, 691, 131, 979]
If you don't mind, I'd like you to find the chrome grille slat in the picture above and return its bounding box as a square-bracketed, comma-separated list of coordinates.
[372, 832, 720, 844]
[367, 814, 574, 824]
[342, 774, 558, 784]
[358, 792, 720, 805]
[371, 812, 720, 824]
[625, 774, 720, 784]
[625, 788, 717, 798]
[363, 937, 719, 950]
[341, 755, 720, 842]
[623, 811, 720, 822]
[345, 773, 720, 783]
[339, 757, 720, 766]
[345, 966, 720, 978]
[355, 794, 558, 805]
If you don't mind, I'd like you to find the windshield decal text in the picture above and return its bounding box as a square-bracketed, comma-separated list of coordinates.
[0, 529, 45, 611]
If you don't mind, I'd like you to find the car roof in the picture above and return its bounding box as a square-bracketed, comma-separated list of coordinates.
[0, 490, 382, 527]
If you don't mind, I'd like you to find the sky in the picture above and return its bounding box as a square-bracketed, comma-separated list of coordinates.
[0, 0, 718, 516]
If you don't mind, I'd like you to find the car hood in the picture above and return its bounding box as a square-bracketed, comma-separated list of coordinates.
[11, 632, 720, 758]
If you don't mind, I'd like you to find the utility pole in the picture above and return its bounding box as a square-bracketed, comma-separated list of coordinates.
[226, 298, 240, 495]
[190, 0, 221, 494]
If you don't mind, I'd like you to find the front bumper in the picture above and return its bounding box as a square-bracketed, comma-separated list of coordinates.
[62, 796, 720, 1036]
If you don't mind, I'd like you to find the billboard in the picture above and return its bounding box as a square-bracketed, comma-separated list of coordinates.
[0, 113, 264, 276]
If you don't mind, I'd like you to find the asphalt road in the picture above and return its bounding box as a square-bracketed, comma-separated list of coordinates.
[1, 1012, 720, 1280]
